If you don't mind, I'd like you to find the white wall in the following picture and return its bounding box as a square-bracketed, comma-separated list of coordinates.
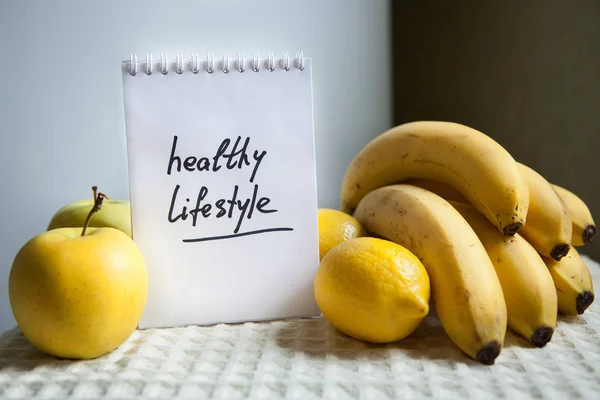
[0, 0, 392, 331]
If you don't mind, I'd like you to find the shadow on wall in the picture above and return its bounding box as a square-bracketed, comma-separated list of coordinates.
[391, 0, 600, 260]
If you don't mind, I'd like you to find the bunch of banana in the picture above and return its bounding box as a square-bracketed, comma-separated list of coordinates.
[340, 120, 596, 365]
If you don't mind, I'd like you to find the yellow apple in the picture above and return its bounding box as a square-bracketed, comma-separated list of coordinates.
[9, 223, 148, 359]
[48, 198, 132, 237]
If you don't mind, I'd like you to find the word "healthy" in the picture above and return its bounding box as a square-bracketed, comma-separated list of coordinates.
[167, 135, 266, 183]
[165, 135, 286, 239]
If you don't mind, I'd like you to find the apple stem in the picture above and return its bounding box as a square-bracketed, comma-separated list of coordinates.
[81, 188, 110, 237]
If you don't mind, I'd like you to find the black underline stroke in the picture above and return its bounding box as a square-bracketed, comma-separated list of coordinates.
[182, 227, 294, 243]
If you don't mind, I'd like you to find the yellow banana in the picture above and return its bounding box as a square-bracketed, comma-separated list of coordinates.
[353, 184, 507, 364]
[516, 163, 572, 260]
[543, 247, 595, 315]
[451, 201, 557, 347]
[340, 121, 529, 236]
[551, 184, 596, 246]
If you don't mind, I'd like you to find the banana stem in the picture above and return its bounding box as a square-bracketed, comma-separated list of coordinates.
[81, 187, 109, 237]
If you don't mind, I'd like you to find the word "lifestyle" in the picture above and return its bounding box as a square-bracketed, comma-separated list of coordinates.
[168, 184, 277, 234]
[167, 135, 267, 183]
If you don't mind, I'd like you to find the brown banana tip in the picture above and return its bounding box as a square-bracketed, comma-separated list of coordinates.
[583, 225, 596, 245]
[531, 327, 554, 348]
[550, 243, 571, 261]
[503, 223, 522, 236]
[475, 341, 501, 365]
[576, 291, 595, 314]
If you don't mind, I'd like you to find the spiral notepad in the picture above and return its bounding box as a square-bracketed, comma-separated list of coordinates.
[121, 52, 320, 329]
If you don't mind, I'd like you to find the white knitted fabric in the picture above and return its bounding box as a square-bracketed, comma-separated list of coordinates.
[1, 256, 600, 399]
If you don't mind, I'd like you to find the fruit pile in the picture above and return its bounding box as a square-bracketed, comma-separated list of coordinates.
[315, 120, 596, 365]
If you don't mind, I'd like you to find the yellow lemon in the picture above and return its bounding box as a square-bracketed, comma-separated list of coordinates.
[314, 237, 430, 343]
[318, 208, 367, 260]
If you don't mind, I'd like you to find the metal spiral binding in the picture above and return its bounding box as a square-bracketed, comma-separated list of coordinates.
[267, 52, 275, 72]
[296, 51, 304, 71]
[128, 52, 305, 76]
[237, 53, 245, 73]
[191, 53, 199, 74]
[207, 53, 215, 74]
[129, 54, 138, 76]
[145, 54, 152, 75]
[282, 51, 290, 71]
[175, 54, 183, 74]
[160, 54, 168, 75]
[221, 53, 229, 74]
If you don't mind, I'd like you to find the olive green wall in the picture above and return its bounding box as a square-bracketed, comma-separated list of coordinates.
[391, 1, 600, 260]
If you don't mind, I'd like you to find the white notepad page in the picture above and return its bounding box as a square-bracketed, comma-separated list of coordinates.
[121, 54, 320, 328]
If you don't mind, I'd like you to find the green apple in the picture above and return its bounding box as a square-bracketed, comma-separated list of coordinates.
[48, 187, 132, 237]
[9, 191, 148, 359]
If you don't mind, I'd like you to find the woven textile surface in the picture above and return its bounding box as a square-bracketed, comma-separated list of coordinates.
[1, 256, 599, 399]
